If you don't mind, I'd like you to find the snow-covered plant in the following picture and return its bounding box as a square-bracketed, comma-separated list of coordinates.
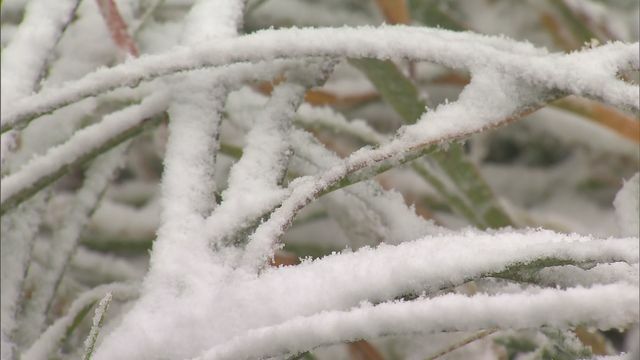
[1, 0, 639, 359]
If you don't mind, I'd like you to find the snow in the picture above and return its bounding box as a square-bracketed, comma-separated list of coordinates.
[0, 0, 79, 107]
[205, 62, 338, 249]
[0, 0, 80, 170]
[2, 26, 636, 132]
[3, 98, 99, 173]
[92, 229, 637, 359]
[206, 82, 304, 247]
[2, 2, 638, 358]
[242, 69, 534, 267]
[0, 91, 169, 208]
[145, 0, 245, 287]
[194, 283, 638, 360]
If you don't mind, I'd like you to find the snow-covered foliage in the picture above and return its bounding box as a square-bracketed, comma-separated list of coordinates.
[1, 0, 639, 359]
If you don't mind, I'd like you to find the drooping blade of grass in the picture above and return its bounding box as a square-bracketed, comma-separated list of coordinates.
[350, 58, 513, 228]
[348, 59, 425, 123]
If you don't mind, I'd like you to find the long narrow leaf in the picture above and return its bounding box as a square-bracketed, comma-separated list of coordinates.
[350, 58, 513, 228]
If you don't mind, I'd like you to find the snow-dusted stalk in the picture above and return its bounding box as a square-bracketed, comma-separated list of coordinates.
[0, 0, 80, 106]
[294, 98, 506, 228]
[82, 292, 113, 360]
[0, 0, 80, 168]
[145, 0, 245, 286]
[161, 83, 225, 220]
[206, 62, 333, 248]
[246, 231, 638, 315]
[156, 0, 245, 219]
[206, 81, 306, 246]
[21, 283, 137, 360]
[17, 144, 129, 345]
[226, 92, 441, 248]
[241, 71, 552, 269]
[2, 27, 636, 132]
[289, 129, 443, 245]
[193, 284, 638, 360]
[0, 92, 169, 215]
[0, 195, 48, 360]
[4, 3, 638, 358]
[56, 229, 640, 359]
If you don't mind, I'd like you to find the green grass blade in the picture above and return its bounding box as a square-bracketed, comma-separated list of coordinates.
[349, 59, 425, 124]
[350, 57, 513, 228]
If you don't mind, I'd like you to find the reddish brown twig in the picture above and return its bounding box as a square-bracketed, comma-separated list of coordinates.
[95, 0, 139, 57]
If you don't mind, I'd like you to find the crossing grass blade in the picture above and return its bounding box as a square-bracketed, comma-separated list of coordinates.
[350, 58, 513, 228]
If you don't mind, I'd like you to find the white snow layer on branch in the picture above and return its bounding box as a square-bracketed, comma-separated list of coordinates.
[288, 128, 444, 247]
[130, 64, 308, 244]
[241, 69, 542, 269]
[147, 0, 245, 287]
[161, 0, 246, 218]
[151, 61, 310, 222]
[206, 81, 308, 247]
[0, 0, 79, 107]
[193, 283, 639, 360]
[200, 60, 336, 249]
[2, 26, 637, 131]
[224, 88, 443, 248]
[92, 229, 637, 359]
[0, 91, 169, 208]
[0, 0, 79, 166]
[162, 82, 224, 220]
